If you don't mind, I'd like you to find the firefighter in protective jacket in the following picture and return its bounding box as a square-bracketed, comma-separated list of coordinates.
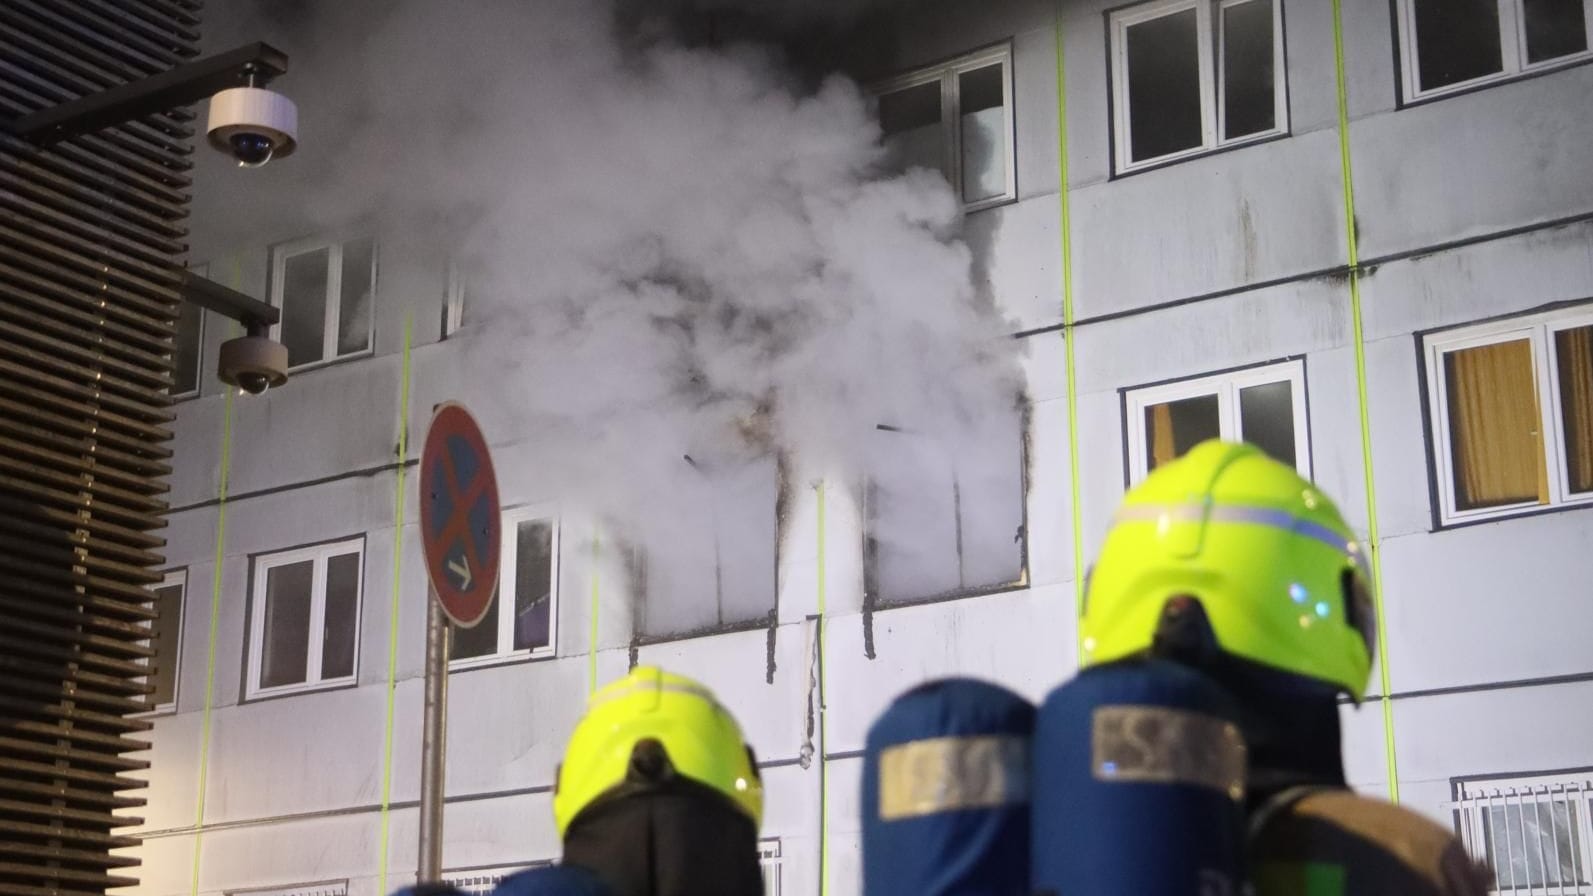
[1078, 440, 1492, 896]
[551, 665, 764, 896]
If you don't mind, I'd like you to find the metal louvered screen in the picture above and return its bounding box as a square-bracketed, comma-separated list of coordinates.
[0, 2, 200, 896]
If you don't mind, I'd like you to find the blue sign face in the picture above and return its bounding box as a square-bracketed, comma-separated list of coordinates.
[419, 404, 500, 626]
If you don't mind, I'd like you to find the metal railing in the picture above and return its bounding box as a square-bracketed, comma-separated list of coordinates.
[1453, 777, 1591, 895]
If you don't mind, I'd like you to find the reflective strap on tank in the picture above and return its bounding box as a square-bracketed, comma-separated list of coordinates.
[1091, 705, 1246, 802]
[1113, 503, 1358, 556]
[877, 734, 1031, 820]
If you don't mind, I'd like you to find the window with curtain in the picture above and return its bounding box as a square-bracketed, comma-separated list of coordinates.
[1426, 312, 1593, 524]
[1124, 359, 1309, 483]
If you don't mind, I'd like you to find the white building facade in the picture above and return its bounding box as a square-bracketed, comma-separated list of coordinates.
[127, 1, 1593, 895]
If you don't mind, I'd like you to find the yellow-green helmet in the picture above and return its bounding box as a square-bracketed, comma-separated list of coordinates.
[552, 666, 763, 837]
[1080, 440, 1377, 701]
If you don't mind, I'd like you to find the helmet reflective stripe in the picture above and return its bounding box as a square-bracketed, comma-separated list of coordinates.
[1112, 503, 1358, 557]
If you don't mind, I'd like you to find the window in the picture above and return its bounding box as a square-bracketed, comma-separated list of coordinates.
[442, 260, 467, 339]
[632, 455, 780, 639]
[269, 236, 376, 369]
[759, 839, 783, 896]
[1109, 0, 1288, 172]
[443, 863, 551, 896]
[172, 265, 206, 398]
[872, 44, 1016, 211]
[227, 882, 348, 896]
[1397, 0, 1593, 101]
[1124, 360, 1309, 483]
[1425, 309, 1593, 524]
[246, 538, 364, 699]
[1452, 771, 1591, 893]
[450, 507, 559, 666]
[864, 402, 1027, 606]
[140, 569, 185, 713]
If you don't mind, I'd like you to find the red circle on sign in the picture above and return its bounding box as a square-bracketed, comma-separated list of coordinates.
[418, 402, 501, 627]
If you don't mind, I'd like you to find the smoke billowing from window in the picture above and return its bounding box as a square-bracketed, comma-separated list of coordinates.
[194, 0, 1024, 614]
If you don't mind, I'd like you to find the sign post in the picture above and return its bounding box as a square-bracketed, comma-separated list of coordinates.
[416, 403, 502, 882]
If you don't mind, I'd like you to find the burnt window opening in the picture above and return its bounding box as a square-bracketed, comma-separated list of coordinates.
[863, 401, 1028, 607]
[630, 454, 782, 640]
[1111, 0, 1287, 173]
[1401, 0, 1591, 99]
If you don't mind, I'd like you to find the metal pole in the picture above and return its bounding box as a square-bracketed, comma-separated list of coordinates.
[418, 594, 450, 883]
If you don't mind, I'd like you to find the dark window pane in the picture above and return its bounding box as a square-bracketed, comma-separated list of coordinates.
[1524, 0, 1589, 63]
[338, 238, 375, 356]
[512, 519, 555, 651]
[173, 300, 203, 395]
[1413, 0, 1503, 91]
[1126, 9, 1203, 162]
[1222, 0, 1277, 140]
[879, 81, 945, 177]
[261, 560, 312, 689]
[151, 583, 183, 707]
[322, 551, 361, 679]
[1556, 325, 1593, 494]
[1145, 394, 1221, 470]
[1444, 340, 1545, 510]
[959, 64, 1007, 202]
[280, 247, 329, 367]
[1239, 380, 1297, 468]
[450, 594, 499, 660]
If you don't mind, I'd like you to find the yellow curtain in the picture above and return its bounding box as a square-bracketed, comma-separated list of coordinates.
[1445, 339, 1547, 510]
[1149, 403, 1176, 470]
[1557, 326, 1593, 495]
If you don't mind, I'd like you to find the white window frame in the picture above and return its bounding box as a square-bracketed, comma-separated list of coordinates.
[1451, 770, 1592, 894]
[1109, 0, 1290, 174]
[227, 881, 348, 896]
[246, 537, 365, 700]
[870, 42, 1017, 212]
[442, 259, 466, 339]
[268, 235, 377, 371]
[443, 862, 551, 896]
[136, 568, 186, 716]
[1397, 0, 1593, 102]
[448, 506, 560, 670]
[1125, 359, 1310, 483]
[1424, 308, 1593, 525]
[759, 838, 782, 896]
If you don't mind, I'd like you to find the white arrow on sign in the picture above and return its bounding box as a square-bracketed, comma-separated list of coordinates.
[447, 554, 472, 590]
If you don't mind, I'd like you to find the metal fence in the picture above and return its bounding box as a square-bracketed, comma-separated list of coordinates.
[1453, 776, 1592, 895]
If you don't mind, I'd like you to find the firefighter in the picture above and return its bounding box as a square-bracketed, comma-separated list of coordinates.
[550, 665, 764, 896]
[1076, 439, 1492, 895]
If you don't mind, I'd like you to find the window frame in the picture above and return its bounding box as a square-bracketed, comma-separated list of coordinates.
[869, 41, 1018, 213]
[135, 568, 186, 716]
[1108, 0, 1290, 175]
[1123, 358, 1311, 484]
[245, 536, 366, 701]
[1450, 768, 1593, 892]
[759, 838, 783, 896]
[1423, 307, 1593, 526]
[1395, 0, 1593, 104]
[861, 409, 1031, 611]
[267, 235, 378, 372]
[442, 259, 467, 339]
[448, 505, 561, 670]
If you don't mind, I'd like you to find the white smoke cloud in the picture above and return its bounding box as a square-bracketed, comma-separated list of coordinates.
[194, 0, 1025, 623]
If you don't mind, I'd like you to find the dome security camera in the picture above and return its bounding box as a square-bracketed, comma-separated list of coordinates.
[207, 86, 297, 168]
[218, 334, 288, 394]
